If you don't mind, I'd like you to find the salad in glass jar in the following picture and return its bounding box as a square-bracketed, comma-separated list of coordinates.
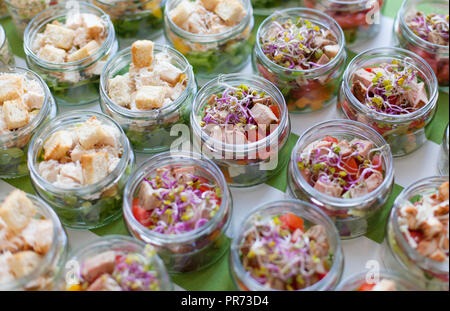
[0, 0, 8, 18]
[253, 8, 346, 113]
[339, 47, 438, 157]
[164, 0, 253, 83]
[336, 270, 422, 291]
[393, 0, 449, 89]
[250, 0, 298, 16]
[0, 25, 15, 66]
[438, 124, 449, 176]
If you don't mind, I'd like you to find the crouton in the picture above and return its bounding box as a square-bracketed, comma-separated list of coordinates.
[8, 251, 42, 278]
[23, 79, 45, 110]
[44, 130, 74, 161]
[81, 152, 109, 185]
[76, 118, 117, 149]
[2, 100, 29, 130]
[170, 0, 196, 27]
[156, 62, 183, 85]
[43, 24, 75, 50]
[135, 85, 166, 110]
[0, 190, 36, 232]
[0, 252, 14, 283]
[214, 0, 246, 26]
[82, 13, 105, 39]
[67, 40, 100, 62]
[420, 217, 443, 239]
[439, 181, 449, 201]
[132, 40, 154, 68]
[200, 0, 220, 11]
[0, 75, 24, 103]
[37, 45, 67, 63]
[21, 219, 53, 254]
[108, 74, 132, 107]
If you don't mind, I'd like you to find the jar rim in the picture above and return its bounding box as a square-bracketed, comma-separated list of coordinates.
[342, 46, 439, 123]
[123, 151, 232, 245]
[94, 0, 155, 8]
[230, 199, 343, 291]
[0, 24, 5, 47]
[4, 0, 52, 9]
[255, 7, 346, 76]
[290, 119, 394, 209]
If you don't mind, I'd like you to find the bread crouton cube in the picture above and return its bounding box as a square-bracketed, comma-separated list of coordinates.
[23, 79, 45, 110]
[76, 118, 117, 149]
[21, 219, 53, 254]
[0, 252, 14, 283]
[43, 130, 74, 161]
[82, 13, 105, 39]
[135, 85, 166, 110]
[170, 0, 196, 27]
[43, 24, 75, 50]
[214, 0, 246, 25]
[81, 152, 109, 185]
[67, 40, 100, 62]
[8, 251, 42, 278]
[132, 40, 154, 68]
[108, 74, 132, 107]
[200, 0, 221, 11]
[37, 45, 67, 63]
[157, 62, 183, 85]
[0, 75, 24, 103]
[2, 100, 30, 130]
[0, 190, 36, 232]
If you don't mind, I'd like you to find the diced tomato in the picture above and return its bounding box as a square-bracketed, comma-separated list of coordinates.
[280, 213, 304, 231]
[364, 67, 377, 73]
[269, 105, 280, 119]
[372, 154, 383, 173]
[358, 283, 376, 291]
[342, 157, 359, 175]
[323, 136, 339, 144]
[318, 273, 327, 280]
[132, 199, 153, 227]
[408, 230, 423, 243]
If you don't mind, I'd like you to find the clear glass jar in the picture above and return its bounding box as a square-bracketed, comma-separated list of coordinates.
[23, 2, 119, 106]
[393, 0, 449, 89]
[191, 74, 291, 188]
[28, 111, 136, 229]
[99, 43, 196, 154]
[0, 66, 57, 179]
[230, 199, 344, 291]
[163, 0, 254, 84]
[438, 124, 449, 176]
[304, 0, 385, 47]
[0, 0, 8, 18]
[4, 0, 62, 36]
[56, 235, 173, 291]
[253, 8, 347, 114]
[383, 176, 449, 291]
[339, 47, 439, 157]
[251, 0, 298, 16]
[92, 0, 166, 48]
[287, 119, 394, 239]
[123, 151, 232, 274]
[0, 24, 15, 66]
[0, 192, 68, 291]
[336, 270, 423, 291]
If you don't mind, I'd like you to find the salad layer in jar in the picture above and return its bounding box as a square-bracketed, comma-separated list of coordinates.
[0, 190, 67, 290]
[192, 74, 291, 187]
[253, 8, 346, 114]
[288, 119, 394, 239]
[0, 0, 8, 18]
[123, 152, 232, 273]
[336, 270, 422, 291]
[394, 0, 449, 88]
[101, 39, 195, 154]
[438, 124, 449, 176]
[0, 25, 15, 66]
[339, 47, 438, 157]
[250, 0, 299, 17]
[164, 0, 253, 83]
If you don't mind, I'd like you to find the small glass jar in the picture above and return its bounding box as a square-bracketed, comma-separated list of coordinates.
[383, 176, 449, 291]
[0, 24, 15, 66]
[56, 235, 173, 291]
[230, 199, 344, 291]
[100, 43, 196, 154]
[336, 270, 423, 291]
[0, 66, 57, 179]
[163, 0, 254, 84]
[251, 0, 298, 17]
[253, 8, 347, 114]
[191, 74, 291, 188]
[438, 124, 449, 176]
[393, 0, 449, 89]
[23, 2, 119, 106]
[92, 0, 166, 48]
[304, 0, 385, 47]
[28, 111, 136, 229]
[339, 47, 439, 157]
[0, 192, 68, 291]
[287, 119, 394, 239]
[123, 151, 232, 274]
[0, 0, 9, 18]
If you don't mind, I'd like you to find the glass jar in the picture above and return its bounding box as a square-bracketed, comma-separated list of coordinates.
[27, 111, 136, 229]
[230, 199, 344, 291]
[123, 151, 232, 274]
[92, 0, 166, 48]
[163, 0, 254, 84]
[438, 124, 449, 176]
[0, 66, 57, 179]
[251, 0, 298, 17]
[383, 176, 449, 291]
[0, 192, 68, 291]
[0, 0, 8, 18]
[0, 24, 15, 66]
[336, 270, 423, 291]
[393, 0, 449, 89]
[99, 43, 196, 154]
[191, 74, 291, 188]
[287, 119, 394, 239]
[23, 2, 119, 106]
[253, 8, 347, 114]
[304, 0, 385, 47]
[56, 235, 173, 291]
[339, 47, 439, 157]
